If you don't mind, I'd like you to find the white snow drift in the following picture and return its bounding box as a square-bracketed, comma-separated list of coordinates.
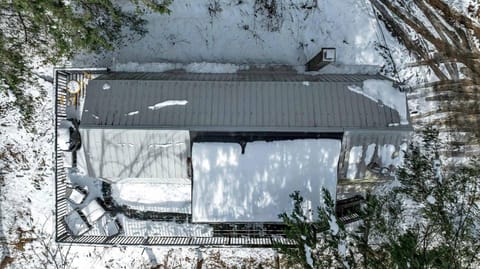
[192, 139, 341, 222]
[348, 79, 408, 125]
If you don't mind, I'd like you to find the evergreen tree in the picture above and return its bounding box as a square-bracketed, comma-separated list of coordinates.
[279, 128, 480, 268]
[382, 128, 480, 268]
[0, 0, 172, 121]
[277, 189, 350, 269]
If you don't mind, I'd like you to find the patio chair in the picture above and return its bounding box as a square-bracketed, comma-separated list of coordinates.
[66, 185, 88, 205]
[64, 210, 91, 237]
[102, 215, 123, 237]
[81, 199, 107, 224]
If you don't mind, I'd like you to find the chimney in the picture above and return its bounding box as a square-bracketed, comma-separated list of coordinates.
[306, 48, 336, 71]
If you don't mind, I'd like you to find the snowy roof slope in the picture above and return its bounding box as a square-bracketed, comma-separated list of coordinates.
[81, 72, 410, 131]
[78, 129, 190, 181]
[192, 139, 341, 222]
[348, 79, 409, 125]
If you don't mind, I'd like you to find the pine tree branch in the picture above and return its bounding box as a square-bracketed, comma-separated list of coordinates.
[15, 11, 28, 43]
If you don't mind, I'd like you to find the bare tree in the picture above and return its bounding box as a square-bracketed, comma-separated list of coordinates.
[370, 0, 480, 147]
[371, 0, 480, 81]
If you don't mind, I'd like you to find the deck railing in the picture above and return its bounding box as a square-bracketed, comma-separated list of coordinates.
[55, 68, 107, 243]
[59, 235, 295, 247]
[55, 69, 70, 242]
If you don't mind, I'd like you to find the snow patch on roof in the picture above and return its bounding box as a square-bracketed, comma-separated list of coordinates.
[348, 79, 408, 125]
[148, 100, 188, 110]
[113, 62, 178, 72]
[125, 111, 139, 116]
[379, 143, 408, 167]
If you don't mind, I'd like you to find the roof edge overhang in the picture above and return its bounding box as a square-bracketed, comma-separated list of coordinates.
[91, 71, 390, 82]
[79, 125, 414, 133]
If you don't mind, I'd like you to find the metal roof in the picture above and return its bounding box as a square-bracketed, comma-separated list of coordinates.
[78, 129, 190, 181]
[81, 72, 409, 132]
[92, 71, 389, 82]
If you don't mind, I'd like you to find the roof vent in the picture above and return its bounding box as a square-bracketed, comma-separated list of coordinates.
[306, 48, 336, 71]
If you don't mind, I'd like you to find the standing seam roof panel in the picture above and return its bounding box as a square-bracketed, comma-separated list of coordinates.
[293, 87, 302, 126]
[81, 74, 410, 131]
[324, 83, 333, 127]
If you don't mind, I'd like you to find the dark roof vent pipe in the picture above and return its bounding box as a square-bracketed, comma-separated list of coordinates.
[306, 48, 336, 71]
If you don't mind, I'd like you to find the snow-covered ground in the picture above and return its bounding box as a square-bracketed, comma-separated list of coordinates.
[1, 0, 453, 267]
[76, 0, 387, 68]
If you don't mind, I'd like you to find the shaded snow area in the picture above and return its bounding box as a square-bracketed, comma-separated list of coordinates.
[346, 143, 408, 180]
[192, 139, 341, 222]
[57, 120, 74, 151]
[348, 80, 409, 125]
[76, 0, 388, 69]
[304, 243, 314, 268]
[113, 62, 247, 73]
[111, 178, 192, 214]
[407, 86, 480, 164]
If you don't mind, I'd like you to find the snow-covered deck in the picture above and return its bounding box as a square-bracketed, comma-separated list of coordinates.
[192, 139, 341, 222]
[111, 178, 192, 214]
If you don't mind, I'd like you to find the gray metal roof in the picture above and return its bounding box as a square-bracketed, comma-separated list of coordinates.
[78, 129, 190, 181]
[92, 71, 389, 82]
[81, 72, 410, 132]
